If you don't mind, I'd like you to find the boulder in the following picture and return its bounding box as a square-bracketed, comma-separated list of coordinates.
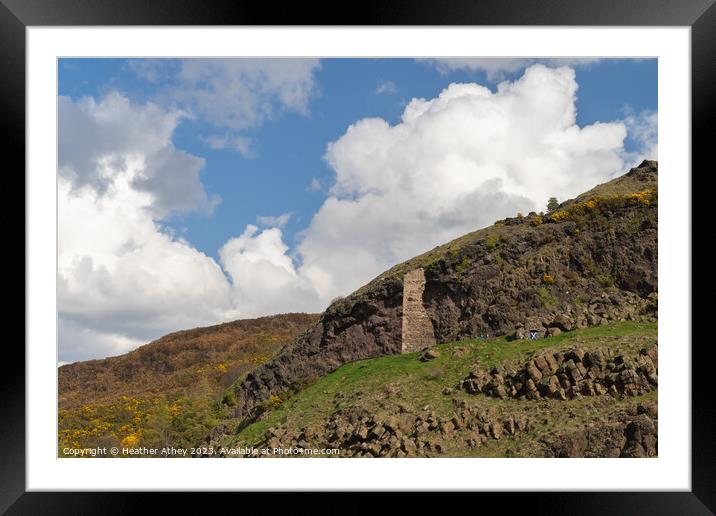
[490, 421, 503, 440]
[641, 344, 658, 369]
[534, 355, 551, 375]
[354, 425, 369, 440]
[494, 385, 508, 398]
[544, 353, 559, 372]
[526, 362, 543, 382]
[551, 314, 573, 331]
[439, 420, 454, 435]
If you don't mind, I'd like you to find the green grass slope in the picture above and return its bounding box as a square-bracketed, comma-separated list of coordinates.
[219, 322, 657, 458]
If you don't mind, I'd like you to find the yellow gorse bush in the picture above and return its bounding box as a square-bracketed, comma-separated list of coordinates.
[120, 433, 140, 448]
[549, 210, 568, 222]
[170, 402, 182, 418]
[583, 198, 598, 210]
[542, 190, 655, 225]
[624, 190, 653, 206]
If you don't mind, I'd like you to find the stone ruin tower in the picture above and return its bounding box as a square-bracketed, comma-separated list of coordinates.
[401, 268, 437, 353]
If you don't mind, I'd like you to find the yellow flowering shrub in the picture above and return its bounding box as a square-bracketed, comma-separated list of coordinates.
[583, 198, 598, 210]
[170, 402, 182, 418]
[549, 210, 568, 222]
[539, 190, 655, 226]
[121, 433, 140, 448]
[624, 190, 653, 206]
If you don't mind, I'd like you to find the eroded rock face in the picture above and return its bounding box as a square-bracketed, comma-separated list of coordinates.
[402, 268, 436, 353]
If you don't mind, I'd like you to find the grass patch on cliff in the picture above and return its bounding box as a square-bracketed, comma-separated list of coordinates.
[232, 322, 656, 446]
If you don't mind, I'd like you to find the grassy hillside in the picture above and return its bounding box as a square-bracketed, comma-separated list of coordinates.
[215, 161, 657, 428]
[217, 321, 657, 458]
[58, 313, 318, 455]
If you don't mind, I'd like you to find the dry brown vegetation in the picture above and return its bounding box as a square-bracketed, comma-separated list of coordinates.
[59, 313, 318, 408]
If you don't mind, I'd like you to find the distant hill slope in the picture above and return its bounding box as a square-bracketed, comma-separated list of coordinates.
[60, 313, 319, 408]
[218, 160, 658, 434]
[58, 313, 318, 452]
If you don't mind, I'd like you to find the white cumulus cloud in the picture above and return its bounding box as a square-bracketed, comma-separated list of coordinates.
[59, 92, 218, 217]
[623, 109, 658, 165]
[219, 225, 321, 318]
[57, 158, 240, 362]
[57, 90, 326, 362]
[58, 93, 240, 362]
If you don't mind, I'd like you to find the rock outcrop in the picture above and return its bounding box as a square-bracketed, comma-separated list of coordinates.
[460, 344, 658, 400]
[234, 400, 534, 458]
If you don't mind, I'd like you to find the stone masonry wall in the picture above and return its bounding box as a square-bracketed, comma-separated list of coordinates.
[402, 268, 436, 353]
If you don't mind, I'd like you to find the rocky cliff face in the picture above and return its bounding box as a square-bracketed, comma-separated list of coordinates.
[421, 164, 658, 342]
[223, 161, 658, 428]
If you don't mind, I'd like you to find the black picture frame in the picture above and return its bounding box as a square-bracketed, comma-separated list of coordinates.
[5, 0, 711, 510]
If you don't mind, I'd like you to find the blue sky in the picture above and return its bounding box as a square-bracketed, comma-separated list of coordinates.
[59, 58, 656, 263]
[58, 58, 657, 362]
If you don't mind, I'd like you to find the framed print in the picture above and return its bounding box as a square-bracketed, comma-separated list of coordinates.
[6, 0, 713, 509]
